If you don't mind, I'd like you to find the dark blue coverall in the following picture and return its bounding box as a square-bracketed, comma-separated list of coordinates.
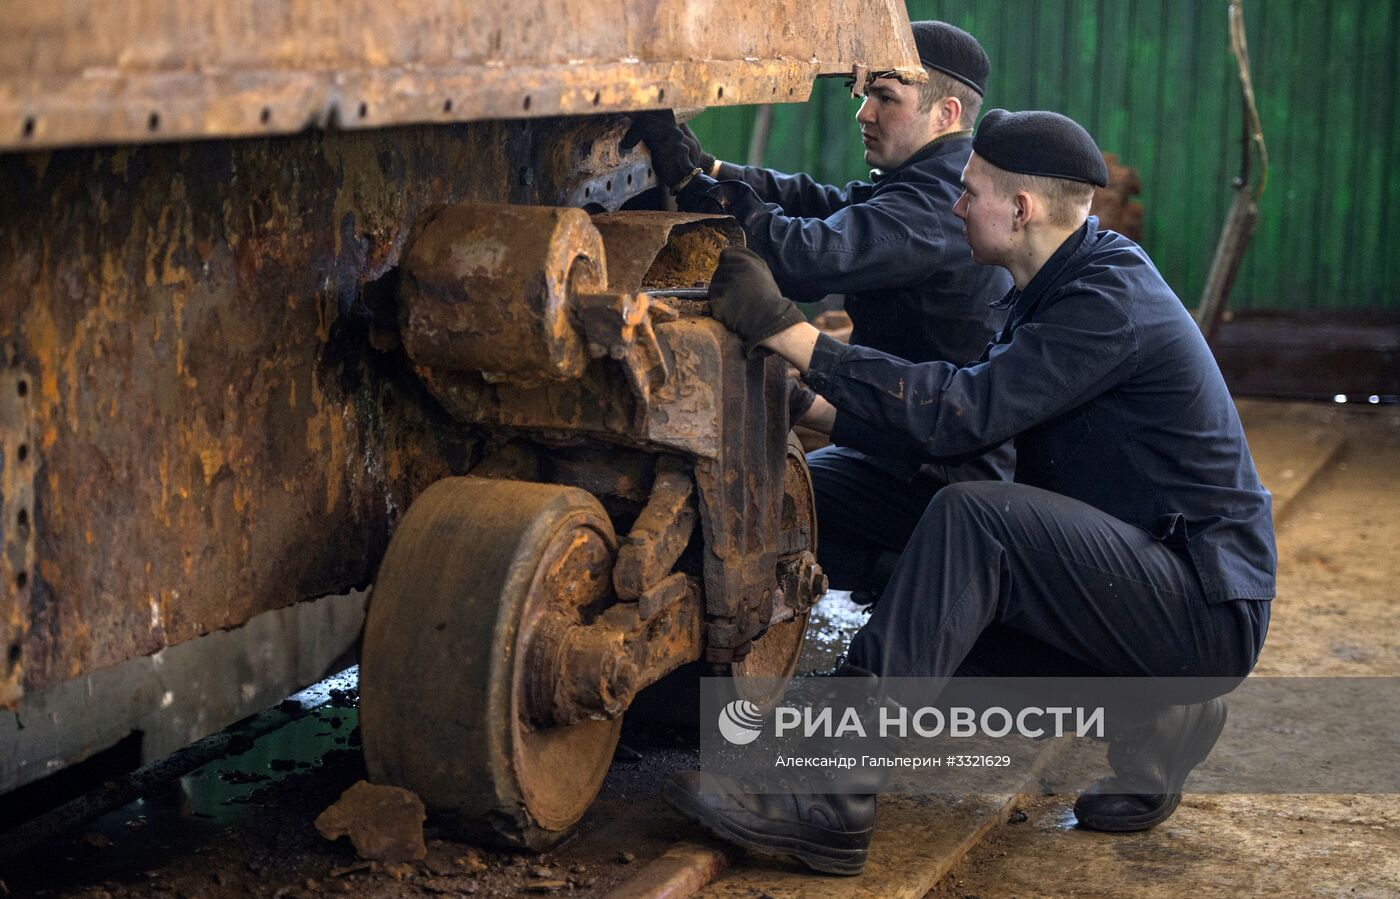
[683, 134, 1015, 591]
[801, 218, 1275, 681]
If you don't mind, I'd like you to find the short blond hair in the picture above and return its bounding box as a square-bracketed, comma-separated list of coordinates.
[916, 68, 982, 128]
[991, 169, 1095, 228]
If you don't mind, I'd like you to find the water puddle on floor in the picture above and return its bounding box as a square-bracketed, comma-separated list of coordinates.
[799, 590, 872, 672]
[7, 668, 365, 889]
[179, 706, 361, 825]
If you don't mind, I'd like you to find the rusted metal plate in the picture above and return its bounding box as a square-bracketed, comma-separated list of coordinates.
[1, 365, 37, 707]
[1, 0, 922, 152]
[0, 589, 366, 792]
[689, 349, 789, 663]
[2, 118, 678, 692]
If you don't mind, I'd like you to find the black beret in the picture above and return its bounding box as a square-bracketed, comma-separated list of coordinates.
[910, 21, 990, 97]
[972, 108, 1109, 187]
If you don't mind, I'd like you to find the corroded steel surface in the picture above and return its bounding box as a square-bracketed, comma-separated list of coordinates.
[400, 206, 798, 664]
[1, 0, 921, 151]
[730, 435, 823, 703]
[591, 212, 746, 291]
[400, 205, 598, 384]
[613, 457, 697, 601]
[689, 348, 790, 663]
[407, 211, 745, 457]
[0, 118, 669, 695]
[1, 367, 37, 706]
[400, 207, 806, 666]
[527, 571, 704, 728]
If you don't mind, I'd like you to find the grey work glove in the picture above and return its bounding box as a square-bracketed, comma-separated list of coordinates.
[787, 378, 818, 425]
[707, 247, 807, 356]
[620, 110, 702, 190]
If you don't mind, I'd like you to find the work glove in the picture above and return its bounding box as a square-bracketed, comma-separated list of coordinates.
[707, 247, 806, 356]
[620, 110, 704, 190]
[678, 123, 717, 175]
[787, 377, 818, 425]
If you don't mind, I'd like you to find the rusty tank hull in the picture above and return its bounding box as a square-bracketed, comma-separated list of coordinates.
[0, 1, 919, 808]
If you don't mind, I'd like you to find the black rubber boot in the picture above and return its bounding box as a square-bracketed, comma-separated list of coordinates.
[664, 769, 876, 875]
[664, 665, 887, 875]
[1073, 698, 1227, 832]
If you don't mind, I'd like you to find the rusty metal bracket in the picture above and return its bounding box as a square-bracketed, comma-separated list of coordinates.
[637, 572, 692, 622]
[562, 160, 659, 212]
[1, 365, 37, 709]
[613, 457, 697, 601]
[575, 291, 674, 408]
[525, 575, 702, 727]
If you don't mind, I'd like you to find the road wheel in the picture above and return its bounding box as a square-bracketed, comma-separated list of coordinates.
[361, 477, 621, 850]
[730, 433, 818, 706]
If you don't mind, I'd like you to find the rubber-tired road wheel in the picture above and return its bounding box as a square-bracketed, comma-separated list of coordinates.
[361, 477, 621, 850]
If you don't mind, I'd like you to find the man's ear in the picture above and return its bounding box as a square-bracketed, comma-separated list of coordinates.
[1012, 191, 1035, 230]
[936, 96, 963, 133]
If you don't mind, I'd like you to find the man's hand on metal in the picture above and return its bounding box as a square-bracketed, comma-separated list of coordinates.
[706, 247, 807, 356]
[620, 110, 704, 191]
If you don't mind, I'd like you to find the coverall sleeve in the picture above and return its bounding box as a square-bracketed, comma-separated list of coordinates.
[685, 177, 947, 303]
[803, 288, 1138, 462]
[714, 162, 860, 218]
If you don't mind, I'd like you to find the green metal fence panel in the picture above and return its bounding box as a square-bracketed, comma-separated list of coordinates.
[686, 0, 1399, 312]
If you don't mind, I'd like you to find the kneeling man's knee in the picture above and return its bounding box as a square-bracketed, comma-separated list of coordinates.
[928, 480, 1019, 518]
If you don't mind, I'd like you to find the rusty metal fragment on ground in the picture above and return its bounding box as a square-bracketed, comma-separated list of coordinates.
[315, 781, 428, 863]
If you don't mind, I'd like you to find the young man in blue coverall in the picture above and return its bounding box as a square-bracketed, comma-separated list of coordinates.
[623, 22, 1014, 604]
[663, 109, 1276, 876]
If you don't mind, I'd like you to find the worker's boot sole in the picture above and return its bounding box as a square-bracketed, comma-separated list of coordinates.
[662, 779, 870, 876]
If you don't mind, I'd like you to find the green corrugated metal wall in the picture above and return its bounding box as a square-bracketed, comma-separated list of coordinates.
[688, 0, 1400, 312]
